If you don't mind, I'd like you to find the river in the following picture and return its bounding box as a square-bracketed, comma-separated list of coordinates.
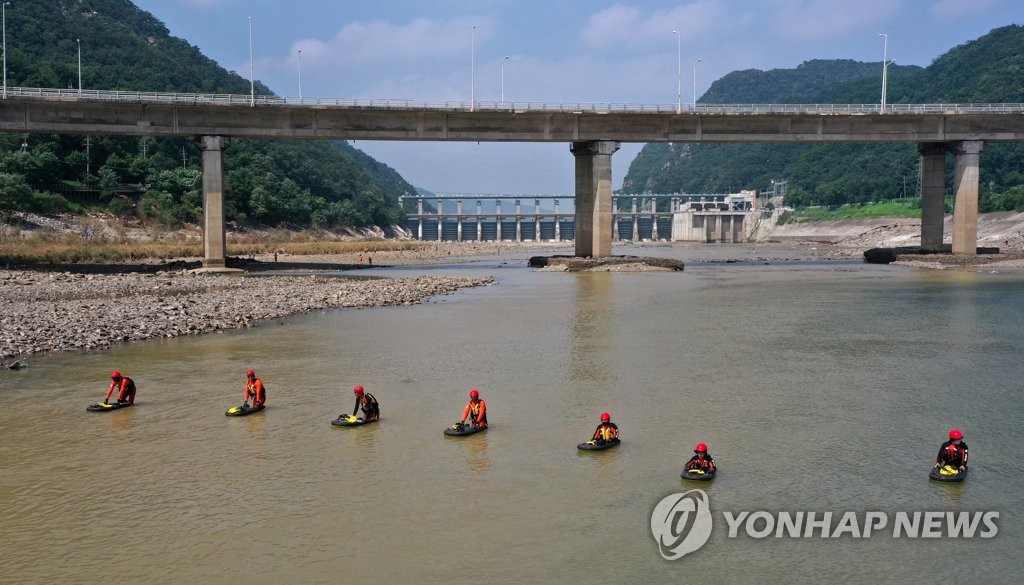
[1, 244, 1022, 584]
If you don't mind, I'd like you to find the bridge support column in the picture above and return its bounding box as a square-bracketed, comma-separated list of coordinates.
[456, 199, 463, 241]
[554, 199, 561, 241]
[476, 200, 483, 242]
[200, 136, 228, 269]
[612, 197, 619, 241]
[572, 140, 619, 257]
[417, 199, 424, 240]
[496, 200, 502, 241]
[534, 199, 541, 242]
[919, 142, 947, 251]
[631, 198, 639, 241]
[515, 200, 522, 242]
[951, 140, 984, 255]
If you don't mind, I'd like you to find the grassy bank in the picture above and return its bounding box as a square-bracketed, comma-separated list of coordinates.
[0, 231, 429, 265]
[780, 200, 925, 224]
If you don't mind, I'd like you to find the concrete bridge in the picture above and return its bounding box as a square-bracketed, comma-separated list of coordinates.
[2, 87, 1023, 265]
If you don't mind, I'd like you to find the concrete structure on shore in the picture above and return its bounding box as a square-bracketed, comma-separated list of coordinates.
[402, 193, 772, 243]
[3, 88, 1023, 262]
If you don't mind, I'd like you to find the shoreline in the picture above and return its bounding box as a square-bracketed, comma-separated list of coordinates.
[1, 269, 492, 363]
[5, 238, 1024, 366]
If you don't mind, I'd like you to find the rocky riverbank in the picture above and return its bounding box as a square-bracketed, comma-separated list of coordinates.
[0, 270, 492, 362]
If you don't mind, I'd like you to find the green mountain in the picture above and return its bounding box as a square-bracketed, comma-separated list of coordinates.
[622, 25, 1024, 212]
[0, 0, 413, 228]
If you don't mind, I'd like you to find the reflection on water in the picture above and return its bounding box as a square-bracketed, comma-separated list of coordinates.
[570, 273, 615, 384]
[460, 433, 491, 475]
[1, 259, 1023, 584]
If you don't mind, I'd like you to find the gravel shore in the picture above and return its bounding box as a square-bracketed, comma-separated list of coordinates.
[0, 270, 492, 361]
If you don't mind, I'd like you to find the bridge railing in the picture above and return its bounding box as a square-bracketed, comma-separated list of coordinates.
[3, 86, 1024, 114]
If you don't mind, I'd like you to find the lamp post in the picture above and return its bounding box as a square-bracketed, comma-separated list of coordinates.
[76, 37, 81, 94]
[693, 57, 701, 109]
[500, 55, 509, 107]
[248, 16, 254, 106]
[470, 25, 476, 112]
[297, 48, 303, 101]
[3, 2, 10, 99]
[671, 30, 681, 114]
[879, 33, 891, 113]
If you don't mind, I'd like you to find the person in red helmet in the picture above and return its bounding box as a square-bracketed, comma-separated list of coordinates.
[103, 370, 136, 405]
[460, 389, 487, 428]
[685, 443, 717, 471]
[351, 385, 380, 421]
[591, 412, 618, 443]
[935, 429, 969, 472]
[243, 370, 267, 409]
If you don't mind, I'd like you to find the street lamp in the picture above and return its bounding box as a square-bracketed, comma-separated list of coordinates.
[3, 2, 10, 99]
[693, 57, 702, 109]
[297, 48, 303, 101]
[500, 55, 509, 107]
[76, 37, 81, 94]
[248, 16, 254, 106]
[671, 30, 681, 113]
[470, 25, 476, 111]
[878, 33, 894, 113]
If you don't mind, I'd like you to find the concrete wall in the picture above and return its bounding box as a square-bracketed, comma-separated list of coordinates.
[671, 210, 777, 242]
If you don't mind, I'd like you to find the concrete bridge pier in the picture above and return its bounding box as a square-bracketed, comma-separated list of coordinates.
[534, 199, 542, 241]
[952, 140, 984, 255]
[200, 136, 228, 269]
[476, 200, 483, 242]
[456, 199, 464, 241]
[515, 199, 522, 242]
[612, 197, 620, 241]
[572, 140, 619, 257]
[495, 200, 503, 241]
[626, 197, 634, 241]
[919, 142, 947, 251]
[554, 199, 561, 241]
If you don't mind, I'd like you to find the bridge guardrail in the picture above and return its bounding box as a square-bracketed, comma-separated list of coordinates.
[2, 86, 1023, 114]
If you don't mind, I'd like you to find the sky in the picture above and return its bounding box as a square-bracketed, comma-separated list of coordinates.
[131, 0, 1019, 196]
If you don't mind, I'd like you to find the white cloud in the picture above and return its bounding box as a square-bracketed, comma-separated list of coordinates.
[768, 0, 903, 41]
[929, 0, 999, 18]
[581, 2, 730, 49]
[290, 17, 488, 68]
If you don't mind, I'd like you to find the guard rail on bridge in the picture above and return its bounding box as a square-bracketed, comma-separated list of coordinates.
[4, 86, 1023, 115]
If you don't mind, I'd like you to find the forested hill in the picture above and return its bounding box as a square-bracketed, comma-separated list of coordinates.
[622, 25, 1024, 212]
[0, 0, 413, 228]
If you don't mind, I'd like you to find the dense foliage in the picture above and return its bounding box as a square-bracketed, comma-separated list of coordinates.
[622, 25, 1024, 213]
[0, 0, 412, 227]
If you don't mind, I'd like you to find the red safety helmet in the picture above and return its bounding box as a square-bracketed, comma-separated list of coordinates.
[949, 429, 963, 440]
[469, 389, 479, 399]
[111, 370, 122, 380]
[246, 370, 255, 378]
[353, 385, 364, 394]
[695, 443, 708, 453]
[600, 412, 611, 422]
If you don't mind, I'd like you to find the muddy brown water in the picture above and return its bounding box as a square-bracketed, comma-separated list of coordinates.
[2, 245, 1022, 584]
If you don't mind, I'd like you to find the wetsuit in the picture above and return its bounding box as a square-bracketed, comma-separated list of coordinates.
[352, 393, 380, 421]
[461, 399, 487, 427]
[685, 453, 716, 471]
[936, 440, 969, 469]
[105, 376, 136, 405]
[245, 378, 266, 407]
[591, 422, 619, 442]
